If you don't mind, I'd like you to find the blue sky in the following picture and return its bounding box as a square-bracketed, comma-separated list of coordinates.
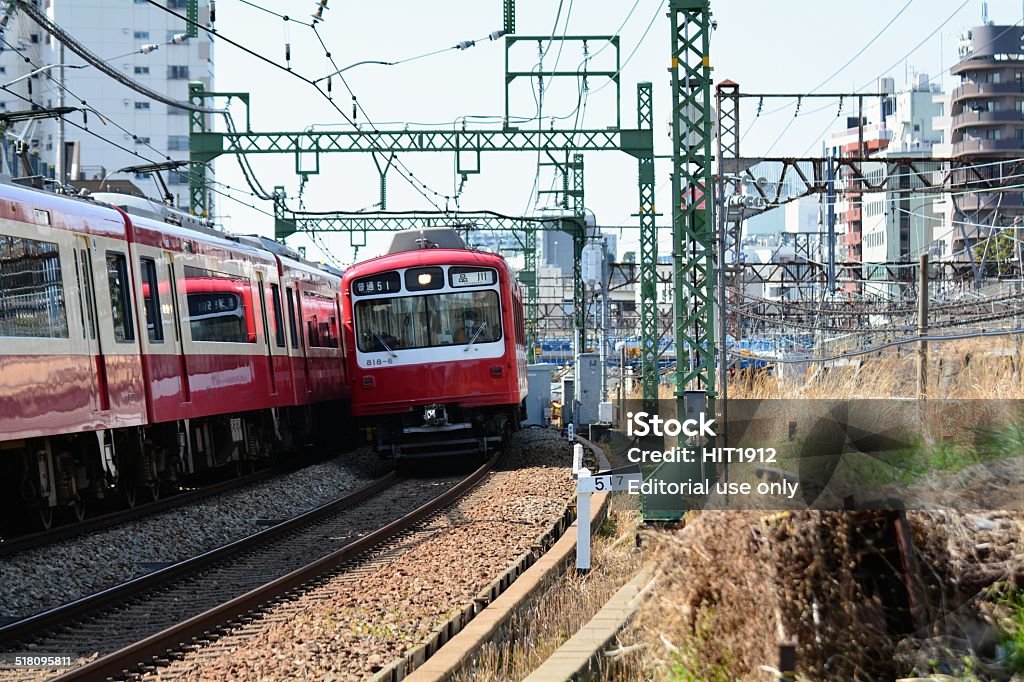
[209, 0, 1020, 263]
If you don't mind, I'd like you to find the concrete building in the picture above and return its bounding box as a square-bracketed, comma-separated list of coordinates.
[829, 78, 896, 292]
[827, 75, 944, 296]
[939, 22, 1024, 260]
[0, 0, 213, 208]
[860, 77, 945, 298]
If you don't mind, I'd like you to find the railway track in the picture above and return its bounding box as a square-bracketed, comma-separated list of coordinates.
[0, 454, 497, 681]
[0, 468, 279, 559]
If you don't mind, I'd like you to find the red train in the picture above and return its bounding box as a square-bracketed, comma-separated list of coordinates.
[341, 228, 528, 458]
[0, 184, 348, 529]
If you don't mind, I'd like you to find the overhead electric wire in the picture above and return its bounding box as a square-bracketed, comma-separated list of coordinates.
[746, 0, 919, 130]
[237, 0, 311, 26]
[750, 0, 974, 152]
[588, 0, 665, 97]
[0, 34, 179, 165]
[522, 0, 569, 215]
[307, 23, 450, 211]
[146, 0, 452, 215]
[18, 0, 221, 114]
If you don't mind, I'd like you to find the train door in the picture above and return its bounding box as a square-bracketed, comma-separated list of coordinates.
[256, 271, 277, 395]
[75, 236, 109, 411]
[165, 254, 191, 403]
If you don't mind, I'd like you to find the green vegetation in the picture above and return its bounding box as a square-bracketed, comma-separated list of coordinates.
[1000, 589, 1024, 674]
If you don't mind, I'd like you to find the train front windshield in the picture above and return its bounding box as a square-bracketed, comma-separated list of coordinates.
[356, 290, 502, 352]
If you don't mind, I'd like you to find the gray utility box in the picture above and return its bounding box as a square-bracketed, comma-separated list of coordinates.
[575, 352, 601, 426]
[560, 376, 574, 427]
[525, 364, 555, 426]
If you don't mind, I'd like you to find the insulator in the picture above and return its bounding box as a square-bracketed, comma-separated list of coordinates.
[488, 30, 505, 40]
[139, 43, 159, 54]
[285, 43, 291, 64]
[455, 40, 475, 50]
[351, 95, 356, 120]
[209, 0, 215, 23]
[326, 77, 331, 94]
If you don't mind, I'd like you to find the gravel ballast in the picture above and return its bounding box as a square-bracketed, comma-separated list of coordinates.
[0, 449, 389, 618]
[148, 427, 575, 681]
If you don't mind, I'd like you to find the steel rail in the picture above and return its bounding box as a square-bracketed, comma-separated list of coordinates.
[50, 453, 498, 681]
[0, 468, 278, 558]
[0, 471, 398, 645]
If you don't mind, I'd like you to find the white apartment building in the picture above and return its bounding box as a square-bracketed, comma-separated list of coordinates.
[0, 0, 213, 208]
[859, 77, 944, 299]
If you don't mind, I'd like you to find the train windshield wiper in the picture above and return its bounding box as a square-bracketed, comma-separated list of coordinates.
[372, 330, 398, 357]
[464, 322, 487, 352]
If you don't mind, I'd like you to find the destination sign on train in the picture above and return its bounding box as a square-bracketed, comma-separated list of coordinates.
[352, 271, 401, 296]
[450, 270, 494, 288]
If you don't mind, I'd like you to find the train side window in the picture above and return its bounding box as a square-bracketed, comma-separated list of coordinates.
[286, 286, 299, 348]
[303, 291, 339, 348]
[139, 257, 163, 342]
[183, 265, 252, 343]
[270, 284, 285, 348]
[0, 234, 69, 339]
[106, 251, 135, 342]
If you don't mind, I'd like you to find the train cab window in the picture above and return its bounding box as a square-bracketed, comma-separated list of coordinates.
[286, 287, 299, 348]
[0, 235, 68, 338]
[270, 284, 286, 348]
[139, 257, 163, 342]
[106, 252, 135, 343]
[183, 265, 253, 343]
[355, 289, 501, 352]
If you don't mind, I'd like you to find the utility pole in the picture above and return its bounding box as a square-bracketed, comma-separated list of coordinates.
[599, 237, 608, 402]
[827, 148, 836, 292]
[54, 39, 65, 186]
[716, 80, 740, 449]
[917, 253, 928, 399]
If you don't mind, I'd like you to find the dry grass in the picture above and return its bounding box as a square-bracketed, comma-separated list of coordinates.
[721, 337, 1024, 400]
[604, 509, 1024, 681]
[610, 341, 1024, 680]
[451, 503, 643, 682]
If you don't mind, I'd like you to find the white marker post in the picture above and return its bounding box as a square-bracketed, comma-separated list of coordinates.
[571, 443, 584, 478]
[574, 465, 643, 572]
[567, 422, 575, 442]
[576, 465, 593, 573]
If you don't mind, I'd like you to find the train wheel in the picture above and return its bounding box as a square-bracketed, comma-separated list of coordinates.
[121, 484, 137, 509]
[146, 481, 161, 503]
[70, 499, 86, 523]
[37, 505, 53, 531]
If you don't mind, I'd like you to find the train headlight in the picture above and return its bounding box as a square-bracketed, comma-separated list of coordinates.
[418, 273, 432, 286]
